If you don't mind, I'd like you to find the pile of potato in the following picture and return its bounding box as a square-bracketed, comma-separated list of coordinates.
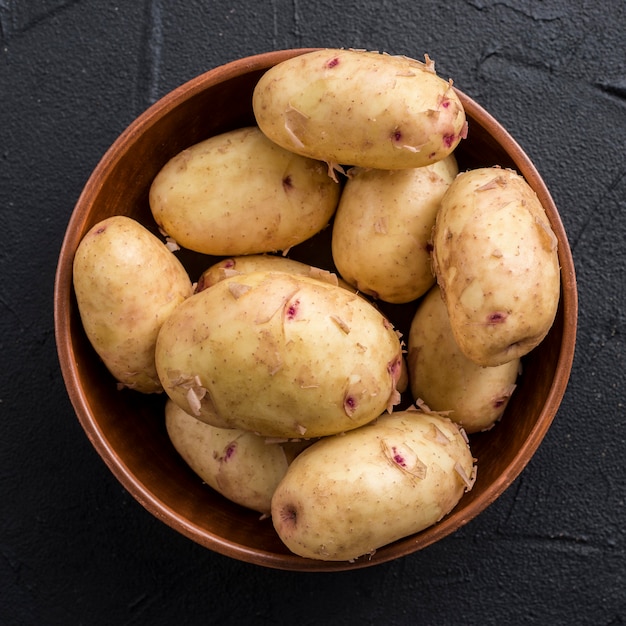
[72, 49, 560, 562]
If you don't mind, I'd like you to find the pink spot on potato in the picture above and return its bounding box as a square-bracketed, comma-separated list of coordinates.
[387, 355, 402, 386]
[343, 393, 359, 417]
[392, 446, 407, 467]
[443, 133, 456, 148]
[326, 57, 340, 68]
[223, 442, 236, 461]
[487, 312, 507, 324]
[286, 299, 300, 320]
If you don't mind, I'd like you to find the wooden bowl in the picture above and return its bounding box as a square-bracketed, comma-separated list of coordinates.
[54, 49, 577, 571]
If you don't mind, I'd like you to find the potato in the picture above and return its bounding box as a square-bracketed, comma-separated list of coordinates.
[165, 399, 310, 515]
[155, 271, 403, 438]
[271, 410, 475, 561]
[252, 49, 467, 171]
[149, 126, 340, 256]
[432, 167, 560, 367]
[195, 254, 353, 293]
[332, 155, 458, 303]
[72, 216, 193, 393]
[196, 255, 411, 395]
[407, 285, 520, 433]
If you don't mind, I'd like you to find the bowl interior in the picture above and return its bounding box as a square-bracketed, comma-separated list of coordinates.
[54, 49, 577, 571]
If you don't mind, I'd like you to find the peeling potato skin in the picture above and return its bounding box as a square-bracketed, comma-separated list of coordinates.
[196, 254, 354, 293]
[252, 49, 466, 170]
[72, 216, 193, 393]
[149, 126, 340, 256]
[195, 255, 411, 395]
[432, 167, 560, 367]
[270, 411, 475, 562]
[155, 271, 403, 438]
[332, 155, 458, 303]
[407, 284, 520, 433]
[165, 399, 310, 515]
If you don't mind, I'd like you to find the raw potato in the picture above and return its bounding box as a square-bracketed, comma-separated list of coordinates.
[253, 49, 467, 171]
[72, 216, 193, 393]
[407, 284, 520, 433]
[196, 254, 353, 293]
[271, 410, 475, 561]
[155, 271, 403, 438]
[432, 167, 560, 367]
[332, 155, 458, 303]
[149, 126, 340, 256]
[165, 399, 310, 515]
[196, 255, 410, 395]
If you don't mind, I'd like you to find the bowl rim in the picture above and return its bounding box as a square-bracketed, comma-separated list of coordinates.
[451, 89, 579, 503]
[54, 47, 578, 571]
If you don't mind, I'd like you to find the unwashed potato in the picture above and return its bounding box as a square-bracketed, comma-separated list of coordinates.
[155, 271, 403, 438]
[332, 155, 458, 303]
[407, 284, 520, 433]
[432, 167, 560, 367]
[72, 216, 193, 393]
[271, 410, 475, 561]
[165, 399, 311, 515]
[195, 254, 353, 293]
[252, 48, 467, 171]
[195, 255, 410, 395]
[149, 126, 340, 256]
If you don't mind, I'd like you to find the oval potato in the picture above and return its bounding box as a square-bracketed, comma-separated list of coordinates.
[432, 167, 560, 366]
[271, 410, 475, 561]
[332, 155, 458, 303]
[196, 256, 410, 395]
[155, 271, 403, 438]
[72, 216, 193, 393]
[407, 284, 520, 433]
[149, 126, 340, 256]
[252, 49, 467, 170]
[196, 254, 352, 293]
[165, 399, 310, 515]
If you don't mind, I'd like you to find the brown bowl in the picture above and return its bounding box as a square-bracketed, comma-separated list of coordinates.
[54, 48, 577, 571]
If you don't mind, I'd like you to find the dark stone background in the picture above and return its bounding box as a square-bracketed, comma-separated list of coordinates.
[1, 1, 624, 624]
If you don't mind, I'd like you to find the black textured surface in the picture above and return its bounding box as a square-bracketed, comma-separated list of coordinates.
[1, 1, 625, 624]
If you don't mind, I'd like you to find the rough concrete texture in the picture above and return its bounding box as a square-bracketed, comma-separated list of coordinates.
[1, 1, 625, 624]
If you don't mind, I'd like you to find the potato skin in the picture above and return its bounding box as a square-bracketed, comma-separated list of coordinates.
[149, 126, 340, 256]
[432, 167, 560, 366]
[196, 254, 353, 293]
[253, 49, 466, 170]
[271, 411, 475, 561]
[407, 285, 520, 433]
[195, 255, 410, 395]
[155, 271, 403, 438]
[332, 156, 458, 303]
[165, 400, 310, 515]
[72, 216, 193, 393]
